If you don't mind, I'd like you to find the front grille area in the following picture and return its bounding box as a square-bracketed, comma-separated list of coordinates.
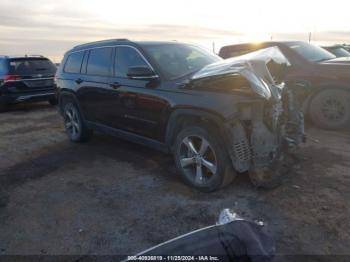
[233, 140, 251, 162]
[228, 121, 252, 172]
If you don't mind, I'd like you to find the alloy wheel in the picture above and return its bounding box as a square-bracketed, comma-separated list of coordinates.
[179, 136, 217, 185]
[64, 104, 81, 139]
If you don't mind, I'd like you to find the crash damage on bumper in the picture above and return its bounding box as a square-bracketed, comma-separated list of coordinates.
[192, 47, 306, 187]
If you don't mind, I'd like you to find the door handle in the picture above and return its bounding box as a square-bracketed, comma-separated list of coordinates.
[75, 78, 83, 84]
[110, 82, 121, 89]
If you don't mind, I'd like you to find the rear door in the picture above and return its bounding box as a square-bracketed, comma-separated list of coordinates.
[76, 47, 114, 124]
[6, 58, 56, 93]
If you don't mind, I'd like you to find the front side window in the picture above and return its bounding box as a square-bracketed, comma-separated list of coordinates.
[64, 52, 84, 74]
[143, 43, 221, 80]
[286, 42, 336, 62]
[86, 47, 113, 76]
[115, 46, 150, 78]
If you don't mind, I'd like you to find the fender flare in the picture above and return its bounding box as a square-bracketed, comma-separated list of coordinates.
[164, 108, 229, 147]
[58, 90, 86, 120]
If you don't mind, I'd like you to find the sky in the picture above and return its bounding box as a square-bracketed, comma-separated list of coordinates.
[1, 0, 350, 62]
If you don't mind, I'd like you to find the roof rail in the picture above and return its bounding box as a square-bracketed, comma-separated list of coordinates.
[73, 39, 130, 49]
[24, 55, 45, 57]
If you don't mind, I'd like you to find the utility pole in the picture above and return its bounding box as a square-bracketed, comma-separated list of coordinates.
[308, 32, 312, 43]
[212, 42, 216, 54]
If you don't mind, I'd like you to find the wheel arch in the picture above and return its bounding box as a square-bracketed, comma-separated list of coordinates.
[58, 90, 85, 119]
[165, 109, 230, 150]
[58, 89, 77, 105]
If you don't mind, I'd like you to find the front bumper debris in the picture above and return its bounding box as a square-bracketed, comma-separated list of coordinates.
[226, 88, 305, 186]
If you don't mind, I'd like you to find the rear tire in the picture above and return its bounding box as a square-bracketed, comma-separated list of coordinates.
[309, 89, 350, 130]
[62, 99, 92, 143]
[173, 125, 236, 192]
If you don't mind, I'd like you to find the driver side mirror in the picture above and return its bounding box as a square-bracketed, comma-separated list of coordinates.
[127, 66, 158, 80]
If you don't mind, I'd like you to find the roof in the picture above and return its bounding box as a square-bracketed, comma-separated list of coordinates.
[72, 38, 130, 51]
[220, 41, 306, 50]
[133, 40, 185, 46]
[0, 55, 47, 59]
[71, 39, 187, 52]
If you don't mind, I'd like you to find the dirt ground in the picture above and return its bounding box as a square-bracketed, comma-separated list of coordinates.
[0, 102, 349, 259]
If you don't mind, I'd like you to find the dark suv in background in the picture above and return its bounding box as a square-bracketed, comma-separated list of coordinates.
[0, 55, 57, 111]
[323, 45, 350, 58]
[56, 39, 304, 192]
[219, 41, 350, 130]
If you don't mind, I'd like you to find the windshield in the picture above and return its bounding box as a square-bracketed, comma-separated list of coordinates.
[9, 58, 57, 75]
[143, 43, 221, 79]
[286, 42, 336, 62]
[328, 47, 350, 57]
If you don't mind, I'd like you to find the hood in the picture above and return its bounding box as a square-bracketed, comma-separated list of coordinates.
[315, 57, 350, 78]
[191, 47, 291, 100]
[320, 57, 350, 64]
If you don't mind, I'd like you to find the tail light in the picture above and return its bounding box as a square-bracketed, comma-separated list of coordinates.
[4, 75, 22, 82]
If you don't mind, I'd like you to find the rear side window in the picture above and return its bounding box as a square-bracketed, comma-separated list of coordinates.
[64, 52, 84, 74]
[9, 58, 56, 75]
[86, 47, 113, 76]
[115, 46, 150, 78]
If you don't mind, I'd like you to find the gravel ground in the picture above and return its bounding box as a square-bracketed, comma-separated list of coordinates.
[0, 102, 349, 259]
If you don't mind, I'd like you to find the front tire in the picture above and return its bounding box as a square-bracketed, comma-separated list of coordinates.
[309, 89, 350, 130]
[62, 100, 92, 143]
[173, 125, 236, 192]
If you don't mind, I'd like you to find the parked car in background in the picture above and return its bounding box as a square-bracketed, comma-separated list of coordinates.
[323, 45, 350, 57]
[341, 44, 350, 52]
[56, 39, 304, 192]
[219, 41, 350, 130]
[0, 55, 57, 111]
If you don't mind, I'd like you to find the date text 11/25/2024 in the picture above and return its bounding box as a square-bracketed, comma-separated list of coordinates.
[127, 256, 220, 261]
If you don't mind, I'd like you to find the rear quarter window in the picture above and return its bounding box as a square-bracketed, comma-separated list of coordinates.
[64, 52, 85, 74]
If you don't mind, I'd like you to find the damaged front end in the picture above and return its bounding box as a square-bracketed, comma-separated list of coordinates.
[193, 47, 306, 187]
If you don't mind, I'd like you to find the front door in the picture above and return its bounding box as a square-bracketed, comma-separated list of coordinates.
[107, 46, 168, 140]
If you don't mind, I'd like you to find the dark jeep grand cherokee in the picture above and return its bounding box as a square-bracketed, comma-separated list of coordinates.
[56, 39, 304, 192]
